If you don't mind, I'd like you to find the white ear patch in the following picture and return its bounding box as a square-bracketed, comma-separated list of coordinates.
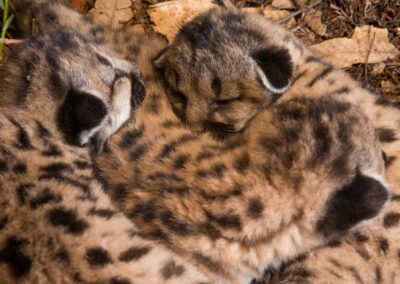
[255, 65, 291, 94]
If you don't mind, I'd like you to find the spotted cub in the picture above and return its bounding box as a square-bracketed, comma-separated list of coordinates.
[97, 26, 388, 284]
[153, 7, 400, 284]
[0, 4, 213, 284]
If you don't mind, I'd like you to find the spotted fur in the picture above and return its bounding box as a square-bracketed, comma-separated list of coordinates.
[96, 24, 388, 284]
[0, 2, 211, 283]
[154, 7, 400, 284]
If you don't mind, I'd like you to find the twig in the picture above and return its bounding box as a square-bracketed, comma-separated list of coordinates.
[0, 38, 24, 45]
[278, 0, 323, 24]
[221, 0, 236, 11]
[364, 30, 376, 88]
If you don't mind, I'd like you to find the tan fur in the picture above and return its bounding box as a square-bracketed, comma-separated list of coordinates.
[155, 7, 400, 284]
[0, 2, 210, 283]
[96, 26, 388, 284]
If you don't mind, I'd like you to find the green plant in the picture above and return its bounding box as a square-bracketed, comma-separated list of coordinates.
[0, 0, 14, 60]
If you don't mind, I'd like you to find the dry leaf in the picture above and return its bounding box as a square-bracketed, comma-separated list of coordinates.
[304, 8, 326, 36]
[272, 0, 295, 9]
[263, 6, 296, 28]
[71, 0, 87, 12]
[148, 0, 217, 41]
[88, 0, 133, 28]
[311, 25, 400, 68]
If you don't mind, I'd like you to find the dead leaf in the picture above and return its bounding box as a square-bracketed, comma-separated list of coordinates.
[71, 0, 87, 12]
[311, 25, 400, 68]
[148, 0, 217, 42]
[263, 6, 296, 28]
[88, 0, 133, 28]
[272, 0, 295, 9]
[304, 8, 326, 36]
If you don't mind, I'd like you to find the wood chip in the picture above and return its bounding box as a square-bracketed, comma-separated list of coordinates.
[148, 0, 217, 42]
[311, 25, 400, 68]
[88, 0, 133, 28]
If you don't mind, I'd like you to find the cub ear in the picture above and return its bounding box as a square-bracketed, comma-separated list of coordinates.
[317, 170, 389, 239]
[58, 89, 108, 146]
[153, 47, 170, 69]
[251, 47, 293, 94]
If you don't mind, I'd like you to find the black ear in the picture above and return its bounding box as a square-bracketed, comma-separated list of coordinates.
[251, 47, 293, 94]
[317, 170, 388, 239]
[58, 89, 108, 146]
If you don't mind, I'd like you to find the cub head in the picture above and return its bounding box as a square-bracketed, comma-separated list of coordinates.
[155, 7, 297, 134]
[0, 28, 145, 152]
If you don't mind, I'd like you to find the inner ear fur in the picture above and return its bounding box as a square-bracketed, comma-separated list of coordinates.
[251, 46, 293, 94]
[57, 89, 108, 145]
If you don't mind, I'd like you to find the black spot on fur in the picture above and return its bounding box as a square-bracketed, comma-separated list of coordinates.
[118, 246, 151, 262]
[130, 144, 149, 161]
[90, 26, 106, 44]
[160, 210, 193, 236]
[96, 54, 112, 68]
[0, 237, 32, 278]
[306, 65, 334, 87]
[129, 201, 157, 222]
[317, 171, 388, 238]
[210, 163, 227, 178]
[200, 184, 242, 201]
[50, 29, 78, 51]
[379, 238, 389, 254]
[206, 211, 242, 230]
[40, 162, 73, 175]
[251, 47, 293, 91]
[247, 198, 264, 219]
[47, 207, 89, 235]
[0, 160, 8, 172]
[30, 188, 61, 209]
[375, 266, 382, 283]
[196, 150, 215, 162]
[110, 278, 131, 284]
[89, 208, 115, 219]
[12, 163, 27, 174]
[36, 121, 52, 139]
[74, 160, 92, 170]
[111, 184, 128, 204]
[353, 232, 369, 242]
[58, 89, 107, 145]
[161, 120, 182, 129]
[86, 247, 113, 267]
[158, 134, 196, 160]
[16, 183, 34, 205]
[173, 154, 190, 169]
[147, 172, 183, 182]
[0, 216, 8, 230]
[377, 127, 397, 143]
[10, 119, 33, 150]
[192, 252, 225, 274]
[385, 155, 397, 168]
[198, 222, 221, 239]
[233, 152, 250, 172]
[42, 144, 63, 157]
[119, 127, 144, 148]
[383, 212, 400, 228]
[212, 77, 222, 96]
[44, 10, 59, 24]
[161, 261, 185, 279]
[45, 49, 60, 69]
[145, 93, 161, 114]
[55, 249, 70, 263]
